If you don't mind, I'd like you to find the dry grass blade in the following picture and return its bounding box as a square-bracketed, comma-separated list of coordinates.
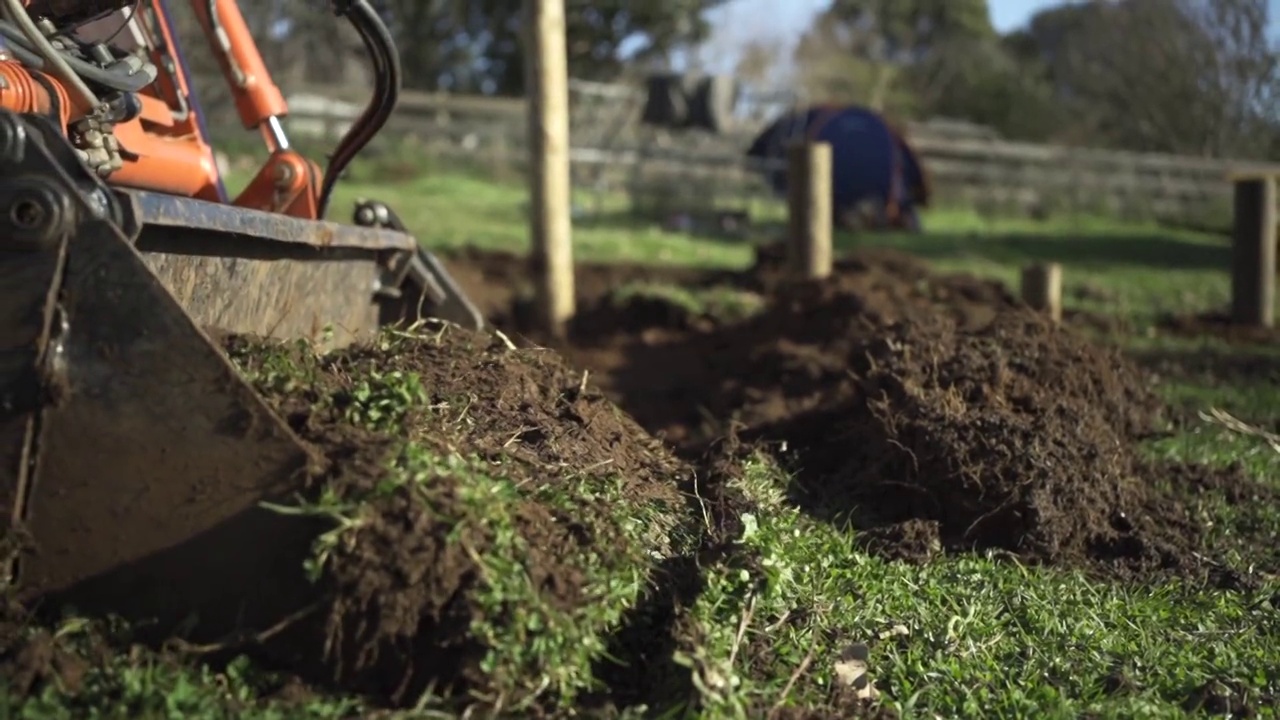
[1198, 407, 1280, 453]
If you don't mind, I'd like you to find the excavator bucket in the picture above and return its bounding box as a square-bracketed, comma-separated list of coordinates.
[0, 109, 483, 637]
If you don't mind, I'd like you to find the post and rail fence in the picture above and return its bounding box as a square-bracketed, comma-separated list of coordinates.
[270, 82, 1279, 328]
[276, 81, 1280, 231]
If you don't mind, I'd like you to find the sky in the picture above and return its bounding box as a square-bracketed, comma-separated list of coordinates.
[687, 0, 1279, 75]
[689, 0, 1075, 73]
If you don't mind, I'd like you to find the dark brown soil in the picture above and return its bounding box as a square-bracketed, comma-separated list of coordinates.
[0, 604, 90, 701]
[445, 243, 1278, 580]
[0, 590, 332, 715]
[223, 329, 690, 709]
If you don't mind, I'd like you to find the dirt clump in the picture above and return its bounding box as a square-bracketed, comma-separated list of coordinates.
[3, 319, 693, 715]
[225, 326, 691, 712]
[1183, 678, 1275, 717]
[0, 595, 339, 715]
[764, 310, 1183, 571]
[0, 617, 87, 700]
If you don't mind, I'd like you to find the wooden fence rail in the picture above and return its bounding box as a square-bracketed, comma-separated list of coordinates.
[279, 84, 1280, 226]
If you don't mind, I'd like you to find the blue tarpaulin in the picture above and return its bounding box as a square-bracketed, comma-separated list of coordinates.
[746, 105, 929, 230]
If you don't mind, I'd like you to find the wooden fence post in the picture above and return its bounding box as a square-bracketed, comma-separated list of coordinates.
[1020, 263, 1063, 324]
[524, 0, 575, 337]
[1230, 175, 1276, 328]
[786, 141, 832, 279]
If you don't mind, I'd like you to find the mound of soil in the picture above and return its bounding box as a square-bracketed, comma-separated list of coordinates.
[455, 244, 1274, 579]
[9, 332, 668, 714]
[228, 329, 690, 709]
[759, 311, 1183, 570]
[1, 325, 699, 715]
[632, 267, 1191, 572]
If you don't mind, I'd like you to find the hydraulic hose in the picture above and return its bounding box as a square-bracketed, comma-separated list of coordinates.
[0, 20, 156, 92]
[318, 0, 400, 219]
[0, 0, 100, 111]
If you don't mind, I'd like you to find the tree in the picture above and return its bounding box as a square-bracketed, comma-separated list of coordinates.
[792, 0, 994, 111]
[1008, 0, 1279, 156]
[373, 0, 731, 94]
[734, 39, 781, 86]
[905, 34, 1065, 141]
[825, 0, 995, 58]
[791, 18, 893, 107]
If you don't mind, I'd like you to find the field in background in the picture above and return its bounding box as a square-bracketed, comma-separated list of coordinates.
[272, 83, 1268, 232]
[307, 161, 1247, 327]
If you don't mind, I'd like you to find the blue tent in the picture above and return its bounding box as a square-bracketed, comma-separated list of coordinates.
[746, 105, 929, 231]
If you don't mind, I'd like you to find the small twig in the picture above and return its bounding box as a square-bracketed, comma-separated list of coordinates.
[764, 609, 792, 633]
[690, 471, 713, 534]
[165, 602, 320, 656]
[492, 328, 518, 351]
[1199, 407, 1280, 453]
[577, 369, 590, 395]
[566, 458, 615, 480]
[503, 425, 537, 448]
[727, 593, 757, 668]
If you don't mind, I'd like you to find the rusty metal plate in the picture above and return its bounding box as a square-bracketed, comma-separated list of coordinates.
[19, 216, 320, 638]
[122, 190, 416, 252]
[118, 190, 416, 349]
[140, 250, 384, 349]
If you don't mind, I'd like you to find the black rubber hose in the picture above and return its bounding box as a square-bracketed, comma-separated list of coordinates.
[0, 20, 156, 92]
[317, 0, 400, 219]
[318, 1, 397, 216]
[341, 10, 395, 154]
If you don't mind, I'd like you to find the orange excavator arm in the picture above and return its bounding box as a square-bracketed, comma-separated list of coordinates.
[185, 0, 322, 218]
[1, 0, 395, 220]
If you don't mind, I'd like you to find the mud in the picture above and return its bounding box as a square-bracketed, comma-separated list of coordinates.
[447, 243, 1277, 579]
[0, 605, 88, 701]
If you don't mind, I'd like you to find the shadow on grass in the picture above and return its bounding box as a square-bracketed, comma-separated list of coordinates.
[1127, 345, 1280, 386]
[589, 442, 752, 713]
[590, 554, 701, 711]
[573, 208, 768, 246]
[841, 232, 1231, 271]
[1126, 344, 1280, 431]
[574, 207, 1231, 274]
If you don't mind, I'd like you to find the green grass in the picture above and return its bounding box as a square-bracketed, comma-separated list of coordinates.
[6, 648, 359, 720]
[317, 162, 1255, 327]
[7, 165, 1279, 717]
[685, 454, 1278, 718]
[610, 281, 766, 324]
[327, 172, 752, 268]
